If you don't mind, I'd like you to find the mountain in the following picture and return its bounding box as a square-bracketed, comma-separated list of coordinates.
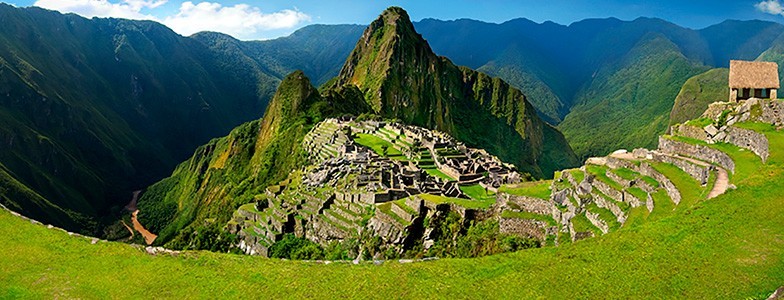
[137, 7, 579, 248]
[0, 4, 365, 234]
[0, 4, 284, 233]
[192, 24, 365, 86]
[414, 17, 784, 158]
[669, 68, 729, 126]
[332, 7, 578, 177]
[137, 71, 369, 248]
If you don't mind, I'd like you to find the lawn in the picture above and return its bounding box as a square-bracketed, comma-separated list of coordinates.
[498, 180, 552, 199]
[417, 193, 496, 210]
[422, 167, 454, 181]
[459, 184, 495, 201]
[354, 133, 405, 159]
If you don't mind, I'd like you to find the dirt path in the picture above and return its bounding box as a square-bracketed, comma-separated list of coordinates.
[126, 191, 157, 245]
[708, 167, 729, 199]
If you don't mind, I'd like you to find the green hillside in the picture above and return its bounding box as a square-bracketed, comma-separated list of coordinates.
[1, 111, 782, 298]
[669, 68, 729, 125]
[558, 34, 708, 158]
[0, 4, 283, 233]
[136, 71, 370, 248]
[0, 4, 364, 235]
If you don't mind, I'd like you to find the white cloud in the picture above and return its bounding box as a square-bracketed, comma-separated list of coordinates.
[756, 0, 784, 15]
[32, 0, 311, 40]
[162, 2, 310, 40]
[33, 0, 165, 20]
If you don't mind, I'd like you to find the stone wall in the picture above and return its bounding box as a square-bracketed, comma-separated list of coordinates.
[591, 193, 626, 223]
[622, 191, 643, 207]
[585, 211, 609, 234]
[606, 170, 633, 188]
[605, 157, 637, 170]
[591, 179, 623, 203]
[650, 152, 711, 185]
[636, 162, 682, 205]
[725, 126, 769, 163]
[674, 124, 708, 141]
[499, 218, 547, 240]
[658, 137, 735, 173]
[368, 212, 407, 244]
[391, 203, 416, 223]
[503, 194, 555, 215]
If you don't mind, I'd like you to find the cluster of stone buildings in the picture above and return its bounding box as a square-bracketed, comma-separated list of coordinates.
[300, 118, 522, 203]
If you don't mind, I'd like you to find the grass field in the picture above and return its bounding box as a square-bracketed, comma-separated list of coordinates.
[498, 180, 552, 199]
[354, 133, 404, 159]
[1, 128, 783, 298]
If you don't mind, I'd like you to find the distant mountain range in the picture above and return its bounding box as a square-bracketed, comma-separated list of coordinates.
[3, 3, 784, 235]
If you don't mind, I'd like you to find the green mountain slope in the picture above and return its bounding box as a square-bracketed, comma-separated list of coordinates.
[0, 5, 362, 234]
[558, 34, 708, 157]
[137, 71, 369, 248]
[669, 68, 729, 125]
[333, 7, 578, 176]
[192, 24, 365, 86]
[0, 4, 292, 233]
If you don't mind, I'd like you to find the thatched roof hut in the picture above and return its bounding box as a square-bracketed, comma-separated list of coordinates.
[729, 60, 780, 102]
[729, 60, 779, 89]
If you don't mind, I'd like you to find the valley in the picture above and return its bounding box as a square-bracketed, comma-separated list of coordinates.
[0, 2, 783, 298]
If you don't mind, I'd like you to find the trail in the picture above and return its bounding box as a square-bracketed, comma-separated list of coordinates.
[707, 167, 729, 199]
[125, 190, 157, 245]
[664, 153, 730, 199]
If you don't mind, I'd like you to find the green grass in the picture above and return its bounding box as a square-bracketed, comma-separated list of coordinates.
[569, 169, 585, 184]
[498, 180, 552, 200]
[625, 187, 648, 203]
[2, 125, 784, 298]
[611, 168, 639, 181]
[376, 203, 410, 225]
[393, 200, 417, 215]
[684, 118, 713, 128]
[501, 210, 556, 226]
[354, 133, 403, 158]
[586, 164, 624, 191]
[459, 184, 495, 201]
[570, 213, 602, 237]
[640, 175, 660, 188]
[422, 167, 454, 181]
[418, 193, 496, 210]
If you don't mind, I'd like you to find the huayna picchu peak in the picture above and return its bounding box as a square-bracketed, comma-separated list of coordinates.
[0, 3, 783, 299]
[334, 6, 579, 178]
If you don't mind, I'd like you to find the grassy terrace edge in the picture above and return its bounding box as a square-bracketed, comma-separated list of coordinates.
[1, 131, 783, 298]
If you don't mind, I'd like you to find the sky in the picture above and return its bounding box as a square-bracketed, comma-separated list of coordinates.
[6, 0, 784, 40]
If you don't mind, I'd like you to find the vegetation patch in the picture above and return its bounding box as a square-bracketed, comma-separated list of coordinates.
[498, 180, 552, 199]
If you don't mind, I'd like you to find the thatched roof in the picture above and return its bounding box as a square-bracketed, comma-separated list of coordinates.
[729, 60, 780, 89]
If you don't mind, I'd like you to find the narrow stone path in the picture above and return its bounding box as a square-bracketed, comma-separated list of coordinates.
[708, 167, 729, 199]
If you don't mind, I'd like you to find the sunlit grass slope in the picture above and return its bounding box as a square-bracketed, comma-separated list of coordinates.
[1, 126, 782, 298]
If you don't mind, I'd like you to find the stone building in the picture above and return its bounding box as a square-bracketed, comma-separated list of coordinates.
[729, 60, 779, 102]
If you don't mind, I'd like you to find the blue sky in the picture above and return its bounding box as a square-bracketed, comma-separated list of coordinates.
[6, 0, 784, 40]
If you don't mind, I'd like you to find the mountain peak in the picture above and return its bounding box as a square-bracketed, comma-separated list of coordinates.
[331, 7, 578, 176]
[379, 6, 411, 24]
